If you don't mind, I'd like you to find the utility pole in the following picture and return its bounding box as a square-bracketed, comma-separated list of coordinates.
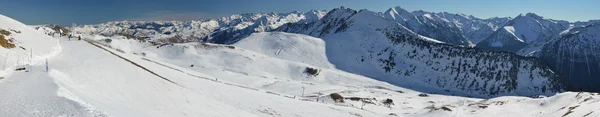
[29, 49, 31, 72]
[361, 101, 366, 110]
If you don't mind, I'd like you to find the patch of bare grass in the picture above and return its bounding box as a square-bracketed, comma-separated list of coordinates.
[0, 29, 16, 48]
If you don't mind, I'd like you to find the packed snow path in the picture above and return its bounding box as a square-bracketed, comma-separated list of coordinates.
[0, 70, 98, 117]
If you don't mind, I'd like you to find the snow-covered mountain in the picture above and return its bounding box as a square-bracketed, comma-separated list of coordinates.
[71, 10, 328, 44]
[382, 7, 510, 46]
[539, 23, 600, 92]
[277, 7, 564, 97]
[476, 13, 570, 55]
[30, 24, 70, 36]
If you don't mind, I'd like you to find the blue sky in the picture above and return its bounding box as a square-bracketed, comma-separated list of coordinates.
[1, 0, 599, 26]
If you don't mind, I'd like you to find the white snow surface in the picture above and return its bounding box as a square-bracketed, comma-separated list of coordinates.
[503, 26, 521, 42]
[234, 32, 334, 68]
[0, 15, 61, 69]
[1, 12, 600, 117]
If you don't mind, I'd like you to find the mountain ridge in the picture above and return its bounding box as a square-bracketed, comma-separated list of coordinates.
[276, 7, 565, 97]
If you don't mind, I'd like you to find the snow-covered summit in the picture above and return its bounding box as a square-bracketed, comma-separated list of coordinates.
[383, 6, 414, 23]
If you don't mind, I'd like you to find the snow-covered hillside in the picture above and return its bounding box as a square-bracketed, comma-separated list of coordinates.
[277, 7, 564, 98]
[539, 24, 600, 92]
[0, 14, 61, 72]
[71, 10, 328, 44]
[234, 32, 334, 68]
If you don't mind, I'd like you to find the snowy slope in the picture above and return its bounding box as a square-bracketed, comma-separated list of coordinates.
[539, 24, 600, 92]
[0, 14, 61, 71]
[63, 39, 386, 117]
[234, 32, 334, 68]
[0, 34, 383, 116]
[278, 7, 564, 98]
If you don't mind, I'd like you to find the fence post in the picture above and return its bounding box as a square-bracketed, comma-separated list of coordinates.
[302, 86, 305, 97]
[3, 50, 9, 70]
[45, 58, 48, 72]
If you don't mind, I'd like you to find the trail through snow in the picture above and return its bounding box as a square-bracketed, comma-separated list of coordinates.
[0, 69, 98, 117]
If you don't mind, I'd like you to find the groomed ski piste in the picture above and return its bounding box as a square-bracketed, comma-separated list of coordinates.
[1, 14, 600, 117]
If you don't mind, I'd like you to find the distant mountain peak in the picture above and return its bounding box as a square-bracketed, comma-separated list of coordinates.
[525, 12, 539, 17]
[324, 6, 357, 18]
[308, 9, 324, 13]
[290, 11, 302, 14]
[525, 12, 543, 19]
[393, 6, 405, 9]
